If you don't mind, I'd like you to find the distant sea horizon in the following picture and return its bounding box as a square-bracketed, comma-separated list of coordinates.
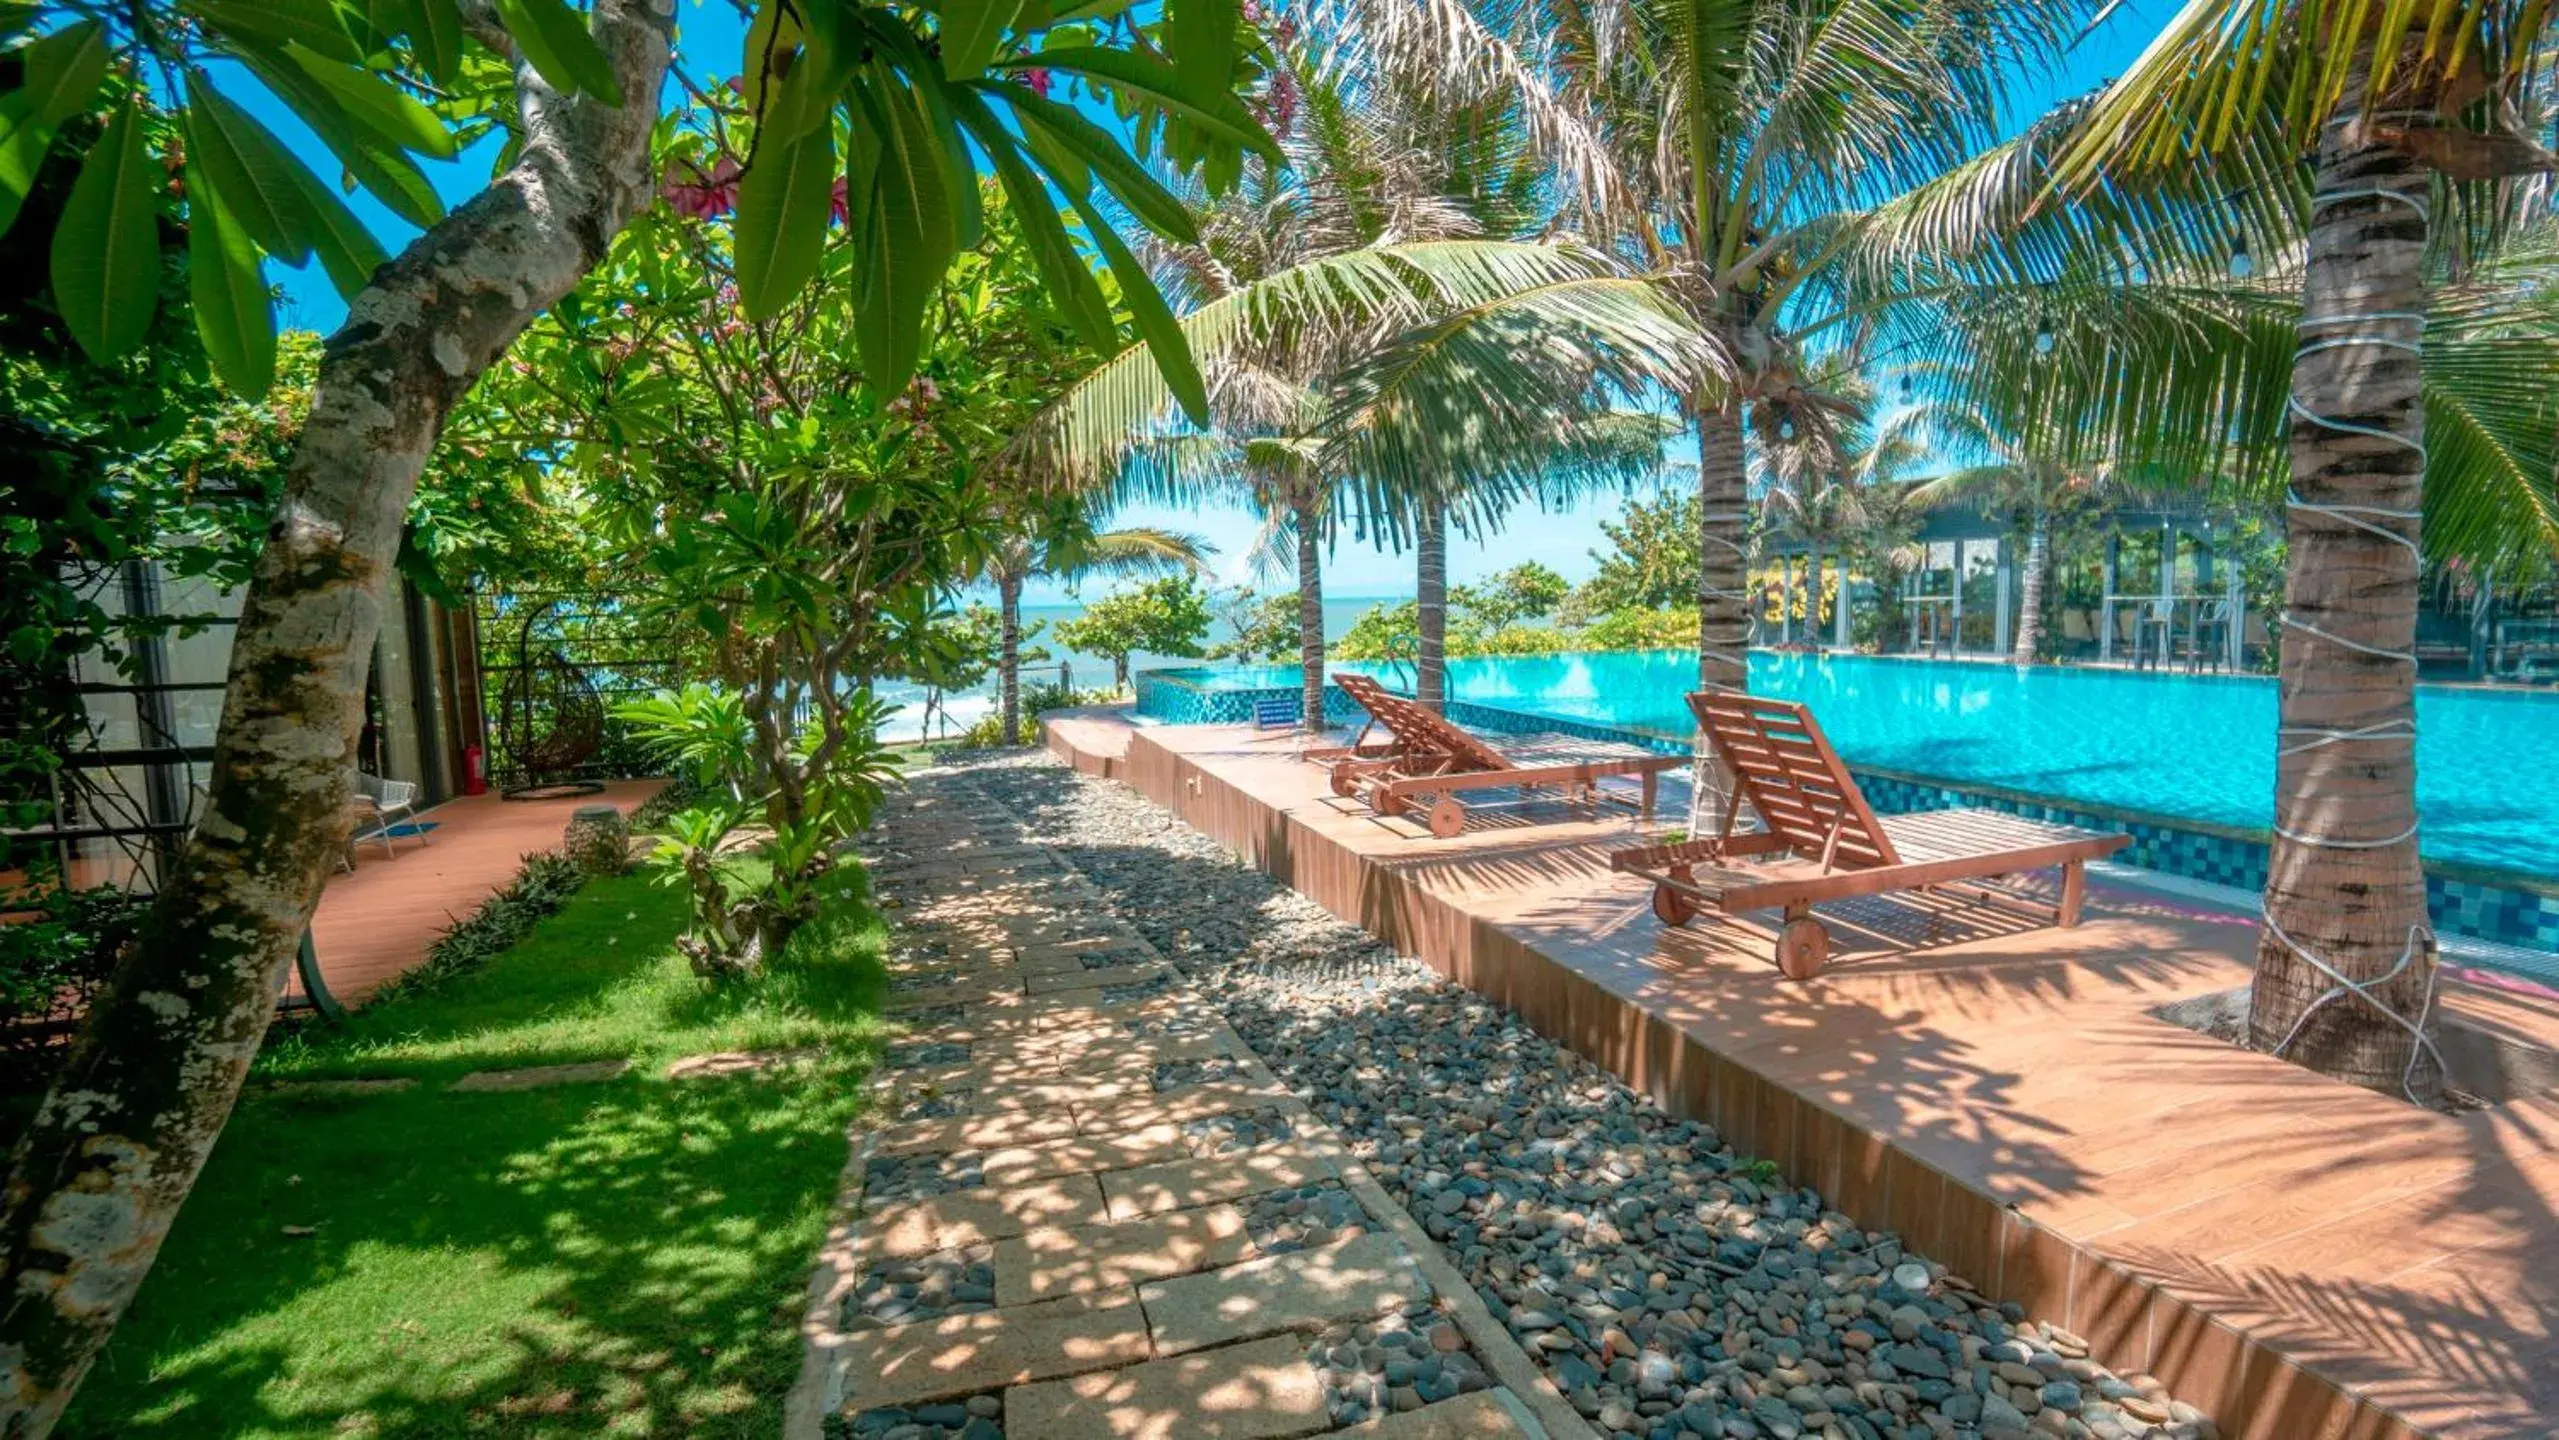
[876, 592, 1406, 741]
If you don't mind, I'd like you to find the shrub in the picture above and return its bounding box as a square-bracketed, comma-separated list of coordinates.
[0, 882, 150, 1090]
[376, 851, 589, 1002]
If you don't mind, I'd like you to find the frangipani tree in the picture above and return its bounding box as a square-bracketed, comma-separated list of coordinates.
[0, 0, 1272, 1423]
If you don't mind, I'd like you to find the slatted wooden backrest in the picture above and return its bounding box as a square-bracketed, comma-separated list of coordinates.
[1685, 688, 1899, 870]
[1331, 673, 1513, 773]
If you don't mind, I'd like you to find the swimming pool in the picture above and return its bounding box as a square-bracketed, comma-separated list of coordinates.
[1143, 651, 2559, 881]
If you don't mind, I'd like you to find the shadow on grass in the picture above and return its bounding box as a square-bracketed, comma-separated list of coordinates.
[63, 867, 894, 1440]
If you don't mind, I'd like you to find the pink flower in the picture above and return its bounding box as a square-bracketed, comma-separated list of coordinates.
[831, 174, 850, 225]
[662, 155, 742, 219]
[1023, 67, 1051, 99]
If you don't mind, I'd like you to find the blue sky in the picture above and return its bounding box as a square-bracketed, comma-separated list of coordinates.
[234, 0, 2173, 604]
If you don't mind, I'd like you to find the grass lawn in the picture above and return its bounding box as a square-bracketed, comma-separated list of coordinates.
[58, 860, 895, 1440]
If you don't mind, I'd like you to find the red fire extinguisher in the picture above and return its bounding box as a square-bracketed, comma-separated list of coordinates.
[463, 744, 488, 796]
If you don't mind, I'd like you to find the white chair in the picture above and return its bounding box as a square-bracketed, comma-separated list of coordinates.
[348, 772, 426, 863]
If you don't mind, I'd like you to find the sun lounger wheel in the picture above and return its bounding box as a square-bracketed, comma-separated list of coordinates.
[1329, 766, 1357, 798]
[1651, 864, 1697, 928]
[1426, 795, 1466, 838]
[1776, 914, 1829, 981]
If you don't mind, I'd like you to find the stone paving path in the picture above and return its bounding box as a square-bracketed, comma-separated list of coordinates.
[791, 776, 1593, 1440]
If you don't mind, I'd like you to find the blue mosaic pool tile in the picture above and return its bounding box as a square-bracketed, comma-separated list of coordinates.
[1133, 672, 2557, 957]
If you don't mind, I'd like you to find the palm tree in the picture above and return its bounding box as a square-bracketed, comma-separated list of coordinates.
[1339, 0, 2093, 691]
[983, 497, 1210, 743]
[1883, 399, 2139, 664]
[1012, 32, 1705, 730]
[2015, 1, 2559, 1100]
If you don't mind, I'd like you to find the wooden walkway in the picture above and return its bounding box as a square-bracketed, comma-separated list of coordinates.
[293, 781, 662, 1008]
[1055, 711, 2559, 1440]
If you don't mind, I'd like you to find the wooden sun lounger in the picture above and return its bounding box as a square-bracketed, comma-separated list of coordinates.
[1306, 672, 1683, 837]
[1607, 688, 2128, 978]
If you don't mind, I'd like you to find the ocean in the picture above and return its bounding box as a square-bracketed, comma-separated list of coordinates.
[875, 594, 1396, 742]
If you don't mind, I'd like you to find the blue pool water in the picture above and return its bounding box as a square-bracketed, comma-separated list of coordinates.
[1152, 652, 2559, 880]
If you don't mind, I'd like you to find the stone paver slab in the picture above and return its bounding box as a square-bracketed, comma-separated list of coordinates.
[874, 1109, 1079, 1156]
[888, 980, 1025, 1011]
[839, 1290, 1149, 1410]
[982, 1123, 1189, 1187]
[1001, 1333, 1326, 1440]
[1343, 1391, 1541, 1438]
[447, 1059, 629, 1092]
[666, 1047, 820, 1080]
[1073, 1082, 1298, 1136]
[993, 1202, 1257, 1307]
[1024, 962, 1173, 996]
[1138, 1232, 1429, 1355]
[1101, 1143, 1334, 1221]
[863, 1174, 1110, 1255]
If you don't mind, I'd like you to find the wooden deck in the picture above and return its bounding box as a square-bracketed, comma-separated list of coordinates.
[1049, 710, 2559, 1440]
[293, 781, 662, 1008]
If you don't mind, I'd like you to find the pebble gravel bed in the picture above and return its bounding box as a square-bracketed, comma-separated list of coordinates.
[923, 754, 2222, 1440]
[1304, 1303, 1496, 1427]
[845, 1245, 1000, 1330]
[1243, 1181, 1371, 1254]
[887, 968, 960, 994]
[888, 1086, 972, 1122]
[829, 1392, 1002, 1440]
[864, 1150, 985, 1204]
[1182, 1107, 1298, 1155]
[1152, 1057, 1250, 1091]
[883, 1040, 972, 1069]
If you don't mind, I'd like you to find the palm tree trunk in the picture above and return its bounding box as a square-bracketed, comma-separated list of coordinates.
[1806, 549, 1825, 652]
[2244, 84, 2439, 1102]
[1695, 402, 1750, 689]
[998, 571, 1023, 745]
[1690, 398, 1751, 834]
[1415, 497, 1447, 711]
[2014, 514, 2050, 665]
[1296, 493, 1327, 731]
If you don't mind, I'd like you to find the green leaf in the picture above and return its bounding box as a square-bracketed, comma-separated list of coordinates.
[968, 110, 1112, 349]
[186, 162, 278, 394]
[852, 73, 956, 397]
[185, 82, 319, 265]
[1167, 0, 1233, 107]
[493, 0, 625, 106]
[1003, 47, 1273, 158]
[281, 152, 388, 298]
[239, 46, 447, 227]
[50, 99, 160, 362]
[283, 41, 459, 158]
[734, 125, 836, 320]
[1000, 81, 1196, 242]
[1060, 183, 1206, 423]
[938, 0, 1020, 79]
[182, 0, 368, 66]
[414, 0, 466, 86]
[0, 19, 110, 237]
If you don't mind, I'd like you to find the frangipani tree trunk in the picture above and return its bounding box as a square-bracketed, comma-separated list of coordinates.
[0, 3, 674, 1426]
[1416, 498, 1447, 710]
[1295, 491, 1327, 732]
[2246, 87, 2440, 1101]
[2014, 512, 2051, 665]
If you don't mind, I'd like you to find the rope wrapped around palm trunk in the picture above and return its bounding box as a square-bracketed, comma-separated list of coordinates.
[2261, 180, 2447, 1103]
